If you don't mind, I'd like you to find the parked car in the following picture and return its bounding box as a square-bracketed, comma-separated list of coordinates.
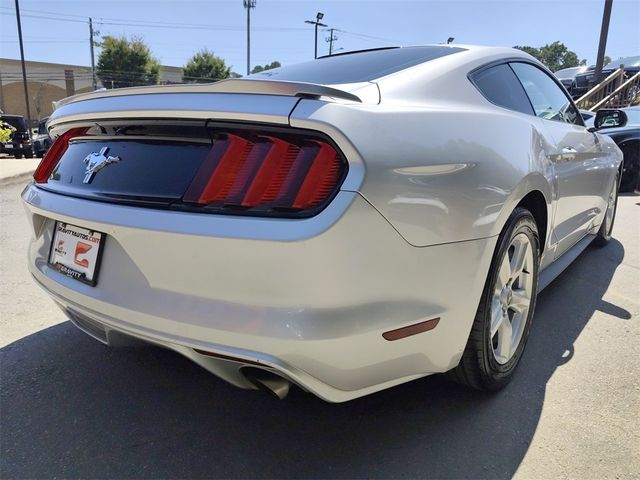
[585, 107, 640, 192]
[580, 109, 596, 123]
[32, 117, 52, 157]
[554, 65, 589, 93]
[572, 56, 640, 99]
[0, 114, 33, 158]
[23, 45, 622, 402]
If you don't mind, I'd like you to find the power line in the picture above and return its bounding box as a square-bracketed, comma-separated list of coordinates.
[0, 8, 404, 47]
[0, 11, 88, 24]
[335, 29, 403, 45]
[0, 40, 85, 43]
[0, 10, 307, 32]
[0, 5, 88, 19]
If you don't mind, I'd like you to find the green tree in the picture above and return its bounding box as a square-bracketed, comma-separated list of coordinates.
[251, 61, 281, 74]
[96, 36, 160, 89]
[513, 45, 540, 59]
[514, 42, 586, 72]
[182, 49, 231, 83]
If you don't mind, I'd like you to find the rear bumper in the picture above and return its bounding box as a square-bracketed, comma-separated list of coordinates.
[23, 183, 496, 402]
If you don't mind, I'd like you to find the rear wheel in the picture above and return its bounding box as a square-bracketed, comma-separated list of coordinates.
[13, 152, 23, 159]
[24, 150, 33, 159]
[594, 174, 618, 247]
[449, 208, 539, 390]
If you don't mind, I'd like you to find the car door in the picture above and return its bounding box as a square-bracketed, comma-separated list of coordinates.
[510, 62, 609, 258]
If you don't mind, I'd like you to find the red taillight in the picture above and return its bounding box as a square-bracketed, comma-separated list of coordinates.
[184, 130, 346, 216]
[33, 127, 87, 183]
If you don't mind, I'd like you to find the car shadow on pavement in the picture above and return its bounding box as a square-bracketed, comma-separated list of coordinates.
[0, 240, 629, 479]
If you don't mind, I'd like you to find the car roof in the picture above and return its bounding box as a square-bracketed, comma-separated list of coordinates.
[554, 66, 587, 76]
[250, 44, 535, 85]
[605, 56, 640, 68]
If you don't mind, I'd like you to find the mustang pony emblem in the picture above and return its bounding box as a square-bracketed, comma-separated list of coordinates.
[82, 147, 120, 184]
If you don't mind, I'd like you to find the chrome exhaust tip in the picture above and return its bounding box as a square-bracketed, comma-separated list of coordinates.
[242, 368, 291, 400]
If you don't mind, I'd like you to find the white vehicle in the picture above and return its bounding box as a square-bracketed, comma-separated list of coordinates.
[23, 46, 622, 401]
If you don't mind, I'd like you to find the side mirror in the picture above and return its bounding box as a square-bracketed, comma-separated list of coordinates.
[593, 109, 628, 130]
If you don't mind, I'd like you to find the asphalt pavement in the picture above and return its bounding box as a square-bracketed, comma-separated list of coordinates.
[0, 156, 41, 186]
[1, 177, 638, 479]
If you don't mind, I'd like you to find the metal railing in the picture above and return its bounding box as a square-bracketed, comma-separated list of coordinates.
[589, 71, 640, 110]
[575, 66, 625, 110]
[575, 66, 640, 111]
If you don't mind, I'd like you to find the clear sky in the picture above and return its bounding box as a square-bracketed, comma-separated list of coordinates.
[0, 0, 638, 74]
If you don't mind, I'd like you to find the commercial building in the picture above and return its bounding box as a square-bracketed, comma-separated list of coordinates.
[0, 58, 183, 122]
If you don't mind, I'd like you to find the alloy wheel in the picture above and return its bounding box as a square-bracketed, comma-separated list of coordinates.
[604, 179, 617, 235]
[490, 233, 535, 364]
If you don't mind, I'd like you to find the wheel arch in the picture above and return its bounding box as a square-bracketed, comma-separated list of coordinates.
[516, 190, 548, 253]
[492, 173, 552, 253]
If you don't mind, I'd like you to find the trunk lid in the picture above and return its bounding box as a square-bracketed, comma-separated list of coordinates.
[38, 79, 367, 215]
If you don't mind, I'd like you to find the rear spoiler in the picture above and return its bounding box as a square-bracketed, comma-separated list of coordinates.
[54, 79, 364, 109]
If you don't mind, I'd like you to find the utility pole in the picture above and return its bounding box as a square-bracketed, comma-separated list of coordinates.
[89, 17, 97, 90]
[594, 0, 613, 84]
[326, 28, 338, 56]
[244, 0, 256, 76]
[305, 12, 327, 59]
[14, 0, 32, 134]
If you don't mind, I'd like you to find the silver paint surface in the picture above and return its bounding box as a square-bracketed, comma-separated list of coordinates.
[24, 45, 623, 401]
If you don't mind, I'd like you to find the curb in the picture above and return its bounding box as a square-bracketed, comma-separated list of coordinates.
[0, 170, 35, 187]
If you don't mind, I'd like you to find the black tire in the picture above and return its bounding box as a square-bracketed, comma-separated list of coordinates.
[24, 150, 33, 159]
[13, 152, 23, 159]
[618, 142, 639, 193]
[449, 207, 540, 391]
[594, 174, 619, 247]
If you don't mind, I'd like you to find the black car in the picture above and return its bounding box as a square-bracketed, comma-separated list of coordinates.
[572, 56, 640, 99]
[0, 114, 34, 158]
[587, 107, 640, 192]
[32, 117, 52, 157]
[554, 65, 590, 93]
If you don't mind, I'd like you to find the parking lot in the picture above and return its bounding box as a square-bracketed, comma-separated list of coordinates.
[1, 177, 639, 479]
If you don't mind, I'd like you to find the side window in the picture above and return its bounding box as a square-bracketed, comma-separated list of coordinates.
[510, 62, 583, 126]
[470, 64, 534, 115]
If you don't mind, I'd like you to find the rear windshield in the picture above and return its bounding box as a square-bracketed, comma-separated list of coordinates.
[251, 46, 466, 84]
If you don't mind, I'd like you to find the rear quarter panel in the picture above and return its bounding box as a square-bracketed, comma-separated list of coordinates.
[291, 99, 554, 248]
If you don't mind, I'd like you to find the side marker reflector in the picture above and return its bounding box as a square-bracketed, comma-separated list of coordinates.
[382, 317, 440, 341]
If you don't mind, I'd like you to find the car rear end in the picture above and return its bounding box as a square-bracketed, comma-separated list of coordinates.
[23, 53, 497, 401]
[571, 71, 595, 98]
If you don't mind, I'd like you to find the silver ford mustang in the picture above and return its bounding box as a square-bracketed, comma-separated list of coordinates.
[22, 45, 622, 402]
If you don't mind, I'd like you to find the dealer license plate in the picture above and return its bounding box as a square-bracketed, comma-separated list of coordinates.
[48, 222, 105, 286]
